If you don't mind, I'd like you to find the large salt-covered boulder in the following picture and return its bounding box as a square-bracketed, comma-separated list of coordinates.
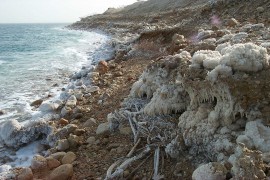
[39, 102, 58, 112]
[192, 162, 227, 180]
[0, 120, 22, 146]
[220, 43, 268, 72]
[0, 120, 52, 148]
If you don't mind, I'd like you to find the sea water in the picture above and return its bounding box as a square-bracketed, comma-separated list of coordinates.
[0, 23, 113, 175]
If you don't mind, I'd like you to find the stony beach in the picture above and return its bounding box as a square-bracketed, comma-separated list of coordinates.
[1, 0, 270, 179]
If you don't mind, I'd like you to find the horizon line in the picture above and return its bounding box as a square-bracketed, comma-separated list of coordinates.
[0, 22, 73, 24]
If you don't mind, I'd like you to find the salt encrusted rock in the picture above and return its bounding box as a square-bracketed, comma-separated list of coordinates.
[262, 31, 270, 40]
[215, 42, 231, 54]
[0, 120, 21, 144]
[60, 89, 73, 101]
[251, 23, 265, 31]
[216, 34, 233, 44]
[231, 32, 248, 43]
[197, 30, 216, 41]
[0, 120, 52, 148]
[190, 43, 269, 73]
[61, 151, 76, 164]
[50, 152, 66, 161]
[31, 155, 47, 170]
[190, 50, 221, 69]
[39, 102, 57, 112]
[130, 53, 185, 100]
[49, 164, 73, 180]
[57, 139, 70, 151]
[96, 122, 110, 135]
[46, 156, 61, 170]
[207, 65, 232, 82]
[144, 84, 189, 115]
[192, 162, 227, 180]
[236, 120, 270, 152]
[229, 143, 266, 179]
[172, 34, 187, 46]
[17, 167, 33, 180]
[97, 60, 108, 74]
[220, 43, 268, 72]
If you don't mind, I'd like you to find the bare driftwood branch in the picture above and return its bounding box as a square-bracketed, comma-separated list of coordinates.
[127, 138, 141, 158]
[153, 147, 160, 179]
[127, 153, 152, 179]
[105, 146, 151, 180]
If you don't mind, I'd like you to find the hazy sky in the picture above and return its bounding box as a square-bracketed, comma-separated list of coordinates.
[0, 0, 138, 23]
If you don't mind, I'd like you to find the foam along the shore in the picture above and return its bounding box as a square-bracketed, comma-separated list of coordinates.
[0, 29, 115, 176]
[0, 28, 113, 123]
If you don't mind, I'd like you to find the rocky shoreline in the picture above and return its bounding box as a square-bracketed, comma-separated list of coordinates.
[1, 0, 270, 179]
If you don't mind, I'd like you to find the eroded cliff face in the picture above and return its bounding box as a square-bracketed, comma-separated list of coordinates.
[106, 22, 270, 179]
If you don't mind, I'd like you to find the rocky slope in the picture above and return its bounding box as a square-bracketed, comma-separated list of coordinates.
[4, 0, 270, 179]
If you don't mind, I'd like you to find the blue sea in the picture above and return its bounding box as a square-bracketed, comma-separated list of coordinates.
[0, 24, 112, 122]
[0, 24, 113, 175]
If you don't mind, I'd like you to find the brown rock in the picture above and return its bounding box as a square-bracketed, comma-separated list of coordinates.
[30, 99, 43, 107]
[57, 139, 70, 151]
[97, 60, 108, 75]
[61, 152, 76, 164]
[0, 110, 4, 116]
[114, 71, 123, 77]
[96, 122, 110, 135]
[86, 136, 96, 145]
[67, 134, 80, 148]
[83, 118, 97, 127]
[59, 118, 69, 125]
[74, 113, 83, 119]
[50, 152, 67, 161]
[31, 155, 47, 170]
[227, 18, 239, 27]
[17, 168, 33, 180]
[74, 129, 85, 136]
[49, 164, 73, 180]
[46, 157, 61, 170]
